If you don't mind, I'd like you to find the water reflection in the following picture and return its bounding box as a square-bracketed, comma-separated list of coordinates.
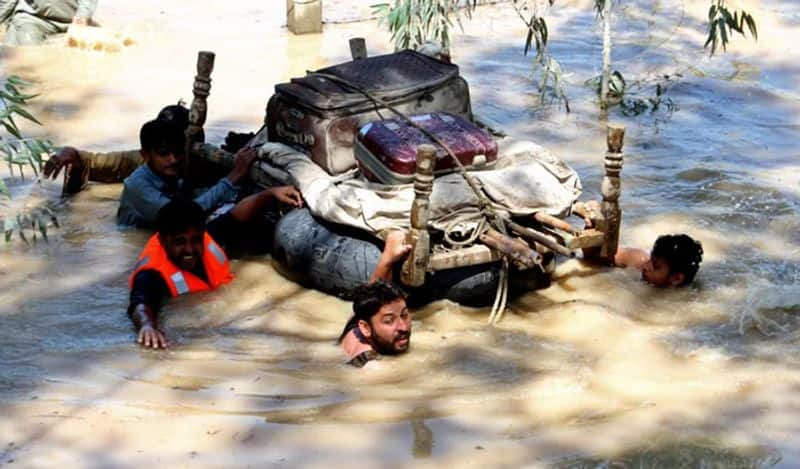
[1, 0, 800, 466]
[410, 406, 434, 458]
[552, 442, 782, 469]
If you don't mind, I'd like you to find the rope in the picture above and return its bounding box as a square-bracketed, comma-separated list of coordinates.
[310, 72, 509, 235]
[487, 259, 509, 325]
[440, 208, 487, 247]
[308, 71, 512, 322]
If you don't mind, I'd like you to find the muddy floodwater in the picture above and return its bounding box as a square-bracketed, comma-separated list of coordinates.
[1, 0, 799, 467]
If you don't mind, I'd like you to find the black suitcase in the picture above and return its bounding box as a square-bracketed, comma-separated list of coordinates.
[266, 50, 472, 175]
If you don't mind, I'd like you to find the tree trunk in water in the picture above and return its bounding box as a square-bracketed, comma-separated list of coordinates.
[600, 0, 613, 109]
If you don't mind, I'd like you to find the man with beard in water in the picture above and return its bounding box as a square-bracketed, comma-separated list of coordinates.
[338, 231, 413, 367]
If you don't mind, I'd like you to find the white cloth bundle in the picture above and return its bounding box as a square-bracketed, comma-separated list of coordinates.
[254, 137, 582, 236]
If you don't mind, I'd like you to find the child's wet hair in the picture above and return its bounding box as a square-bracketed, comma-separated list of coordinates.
[651, 234, 704, 285]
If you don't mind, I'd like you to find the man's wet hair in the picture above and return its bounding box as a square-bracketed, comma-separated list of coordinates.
[156, 102, 190, 131]
[155, 198, 206, 236]
[651, 234, 704, 286]
[140, 119, 185, 155]
[338, 280, 407, 343]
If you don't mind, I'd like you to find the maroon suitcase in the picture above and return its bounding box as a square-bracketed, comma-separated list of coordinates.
[354, 113, 498, 185]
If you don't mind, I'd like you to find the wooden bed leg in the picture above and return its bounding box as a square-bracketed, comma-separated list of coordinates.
[401, 145, 436, 287]
[186, 51, 215, 156]
[349, 38, 367, 60]
[600, 123, 625, 263]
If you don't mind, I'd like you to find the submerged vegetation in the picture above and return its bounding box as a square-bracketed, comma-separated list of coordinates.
[372, 0, 478, 53]
[373, 0, 758, 113]
[705, 0, 758, 56]
[0, 76, 57, 244]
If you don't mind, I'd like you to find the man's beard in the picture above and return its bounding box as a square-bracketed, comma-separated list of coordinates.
[371, 330, 411, 356]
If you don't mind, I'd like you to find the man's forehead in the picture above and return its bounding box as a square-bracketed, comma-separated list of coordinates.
[165, 227, 204, 240]
[377, 298, 407, 315]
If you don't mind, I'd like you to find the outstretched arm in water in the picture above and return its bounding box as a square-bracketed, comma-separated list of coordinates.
[44, 146, 143, 193]
[613, 247, 649, 270]
[369, 231, 412, 283]
[128, 270, 170, 349]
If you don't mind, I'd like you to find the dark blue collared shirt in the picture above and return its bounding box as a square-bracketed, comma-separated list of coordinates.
[117, 164, 238, 228]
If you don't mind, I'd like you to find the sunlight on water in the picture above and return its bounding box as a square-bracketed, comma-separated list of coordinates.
[1, 0, 799, 466]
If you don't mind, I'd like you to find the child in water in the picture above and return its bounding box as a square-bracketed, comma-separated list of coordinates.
[615, 234, 704, 287]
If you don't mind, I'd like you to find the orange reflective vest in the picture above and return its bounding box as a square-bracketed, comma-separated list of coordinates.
[129, 233, 234, 297]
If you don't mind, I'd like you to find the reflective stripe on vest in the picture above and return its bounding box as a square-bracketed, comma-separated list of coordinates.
[170, 271, 190, 295]
[129, 233, 233, 297]
[208, 242, 226, 266]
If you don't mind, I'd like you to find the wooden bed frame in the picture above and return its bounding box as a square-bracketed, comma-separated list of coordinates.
[184, 50, 624, 289]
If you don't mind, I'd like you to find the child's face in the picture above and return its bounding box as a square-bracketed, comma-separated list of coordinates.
[642, 255, 684, 287]
[642, 255, 671, 286]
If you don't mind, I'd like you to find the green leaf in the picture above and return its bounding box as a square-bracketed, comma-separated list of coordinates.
[4, 83, 20, 95]
[37, 215, 48, 243]
[541, 18, 548, 47]
[6, 76, 32, 87]
[26, 155, 39, 176]
[16, 214, 29, 245]
[1, 120, 22, 139]
[0, 178, 8, 198]
[9, 105, 42, 125]
[524, 24, 534, 55]
[705, 18, 717, 52]
[744, 13, 758, 40]
[721, 8, 734, 31]
[0, 90, 23, 104]
[43, 206, 59, 228]
[718, 18, 728, 50]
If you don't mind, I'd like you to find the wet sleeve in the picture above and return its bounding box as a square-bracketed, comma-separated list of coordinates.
[83, 150, 143, 183]
[193, 177, 239, 213]
[128, 270, 169, 314]
[75, 0, 97, 18]
[64, 150, 143, 192]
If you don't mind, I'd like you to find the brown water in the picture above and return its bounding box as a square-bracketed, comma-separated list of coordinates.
[1, 0, 799, 467]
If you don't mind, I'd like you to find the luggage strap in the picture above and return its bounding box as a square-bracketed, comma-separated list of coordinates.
[311, 71, 513, 324]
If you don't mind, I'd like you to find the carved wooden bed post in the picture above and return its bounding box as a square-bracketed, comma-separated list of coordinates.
[349, 38, 367, 60]
[600, 123, 625, 263]
[186, 51, 215, 156]
[401, 145, 436, 287]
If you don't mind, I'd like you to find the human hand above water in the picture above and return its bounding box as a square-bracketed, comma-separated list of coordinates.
[382, 230, 412, 265]
[227, 147, 258, 185]
[137, 325, 170, 349]
[43, 146, 82, 180]
[270, 185, 304, 208]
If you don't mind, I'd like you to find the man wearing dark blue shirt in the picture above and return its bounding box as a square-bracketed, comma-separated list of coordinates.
[117, 119, 288, 228]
